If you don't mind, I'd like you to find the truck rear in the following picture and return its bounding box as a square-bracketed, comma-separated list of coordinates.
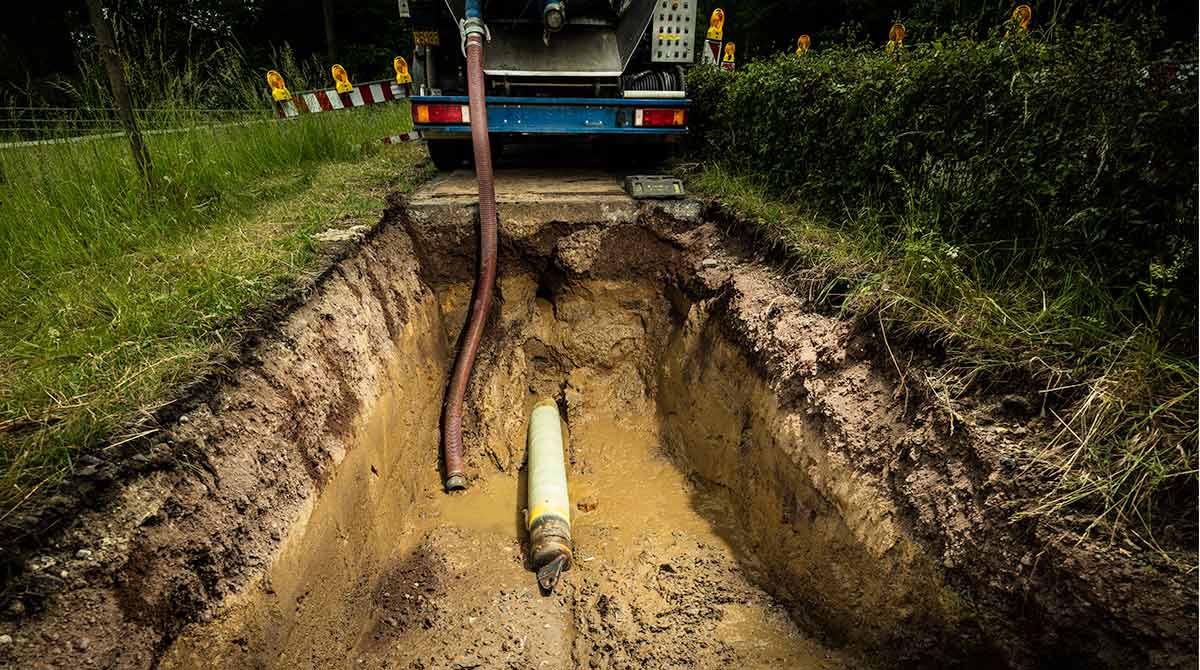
[403, 0, 695, 168]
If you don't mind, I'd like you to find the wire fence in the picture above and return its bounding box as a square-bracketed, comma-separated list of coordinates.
[0, 84, 412, 147]
[0, 106, 275, 142]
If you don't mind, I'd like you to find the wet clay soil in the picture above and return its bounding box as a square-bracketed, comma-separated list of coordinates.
[172, 422, 852, 670]
[158, 279, 858, 669]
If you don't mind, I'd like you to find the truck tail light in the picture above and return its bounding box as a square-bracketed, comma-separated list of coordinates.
[413, 103, 471, 124]
[633, 108, 686, 127]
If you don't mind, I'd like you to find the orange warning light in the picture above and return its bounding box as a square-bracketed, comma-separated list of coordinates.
[266, 70, 291, 102]
[331, 64, 353, 93]
[796, 34, 811, 55]
[394, 56, 413, 85]
[722, 42, 736, 62]
[707, 9, 725, 41]
[886, 23, 906, 54]
[1013, 4, 1032, 29]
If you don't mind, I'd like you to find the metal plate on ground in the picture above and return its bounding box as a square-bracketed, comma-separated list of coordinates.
[409, 168, 640, 229]
[624, 175, 684, 199]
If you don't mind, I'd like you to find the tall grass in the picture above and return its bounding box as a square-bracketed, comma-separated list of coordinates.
[688, 162, 1198, 553]
[1, 105, 412, 273]
[0, 31, 430, 520]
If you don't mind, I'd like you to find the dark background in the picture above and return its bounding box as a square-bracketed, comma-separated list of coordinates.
[1, 0, 1195, 105]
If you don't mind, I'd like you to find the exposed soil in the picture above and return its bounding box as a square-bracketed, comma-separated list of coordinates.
[0, 182, 1194, 670]
[159, 393, 854, 670]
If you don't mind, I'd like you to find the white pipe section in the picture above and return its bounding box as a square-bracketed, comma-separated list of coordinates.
[526, 399, 572, 590]
[621, 90, 687, 98]
[527, 400, 570, 528]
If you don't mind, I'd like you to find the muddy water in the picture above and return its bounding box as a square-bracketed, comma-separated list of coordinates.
[163, 395, 852, 670]
[413, 413, 848, 669]
[562, 411, 850, 669]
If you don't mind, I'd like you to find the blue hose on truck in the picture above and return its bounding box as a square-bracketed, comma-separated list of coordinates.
[442, 2, 496, 491]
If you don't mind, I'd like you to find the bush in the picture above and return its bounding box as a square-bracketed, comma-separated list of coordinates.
[688, 21, 1197, 329]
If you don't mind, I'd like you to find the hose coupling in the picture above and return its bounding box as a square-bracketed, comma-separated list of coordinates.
[459, 17, 491, 56]
[543, 2, 566, 32]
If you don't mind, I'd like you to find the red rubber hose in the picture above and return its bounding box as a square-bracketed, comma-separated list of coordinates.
[442, 32, 497, 491]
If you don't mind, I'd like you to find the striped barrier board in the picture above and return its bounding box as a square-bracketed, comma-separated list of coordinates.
[274, 80, 412, 119]
[352, 132, 424, 152]
[381, 131, 422, 144]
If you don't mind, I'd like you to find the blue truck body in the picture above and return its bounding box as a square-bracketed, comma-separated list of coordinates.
[411, 95, 689, 137]
[405, 0, 695, 166]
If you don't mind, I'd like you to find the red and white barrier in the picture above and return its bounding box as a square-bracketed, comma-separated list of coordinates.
[381, 131, 422, 144]
[274, 80, 411, 119]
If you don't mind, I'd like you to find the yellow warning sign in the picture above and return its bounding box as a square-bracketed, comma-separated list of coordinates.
[886, 23, 905, 54]
[1013, 4, 1032, 29]
[266, 70, 291, 102]
[394, 56, 413, 85]
[331, 64, 353, 94]
[707, 9, 725, 41]
[413, 30, 440, 46]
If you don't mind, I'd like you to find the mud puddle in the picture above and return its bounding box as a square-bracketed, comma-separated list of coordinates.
[162, 386, 853, 670]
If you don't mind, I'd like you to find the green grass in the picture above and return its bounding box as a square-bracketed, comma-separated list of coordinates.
[0, 103, 434, 520]
[687, 162, 1198, 554]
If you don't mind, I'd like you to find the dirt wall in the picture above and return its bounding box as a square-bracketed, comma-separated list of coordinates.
[0, 224, 447, 670]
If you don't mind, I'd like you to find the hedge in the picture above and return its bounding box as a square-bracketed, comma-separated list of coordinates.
[687, 21, 1197, 331]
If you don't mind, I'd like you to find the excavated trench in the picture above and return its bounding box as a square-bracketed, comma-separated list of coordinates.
[160, 192, 998, 670]
[5, 182, 1192, 670]
[160, 278, 869, 669]
[158, 218, 907, 670]
[158, 201, 960, 670]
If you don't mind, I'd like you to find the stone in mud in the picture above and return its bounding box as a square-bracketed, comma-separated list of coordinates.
[555, 225, 605, 274]
[1000, 393, 1034, 417]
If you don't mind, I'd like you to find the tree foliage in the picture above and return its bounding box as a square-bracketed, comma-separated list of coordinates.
[692, 0, 1195, 62]
[1, 0, 1193, 104]
[1, 0, 412, 106]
